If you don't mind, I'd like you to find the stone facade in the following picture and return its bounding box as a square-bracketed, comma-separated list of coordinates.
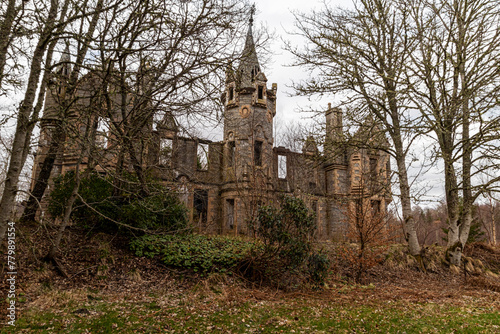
[31, 19, 391, 240]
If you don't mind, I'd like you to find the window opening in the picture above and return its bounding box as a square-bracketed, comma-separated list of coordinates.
[228, 141, 235, 167]
[278, 155, 287, 179]
[258, 86, 264, 100]
[194, 190, 208, 226]
[254, 140, 262, 166]
[370, 158, 377, 178]
[229, 87, 234, 101]
[371, 200, 381, 218]
[309, 182, 316, 192]
[312, 200, 318, 220]
[355, 199, 363, 224]
[369, 157, 378, 191]
[159, 138, 173, 165]
[226, 199, 235, 230]
[197, 142, 209, 170]
[96, 117, 108, 148]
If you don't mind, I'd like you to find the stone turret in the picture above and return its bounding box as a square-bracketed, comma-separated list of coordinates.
[30, 45, 73, 197]
[324, 103, 346, 165]
[221, 7, 277, 234]
[43, 44, 72, 122]
[325, 103, 343, 145]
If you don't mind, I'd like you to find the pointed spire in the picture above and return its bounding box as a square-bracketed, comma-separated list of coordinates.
[238, 4, 260, 88]
[302, 136, 318, 155]
[57, 42, 72, 77]
[158, 110, 178, 133]
[61, 43, 71, 62]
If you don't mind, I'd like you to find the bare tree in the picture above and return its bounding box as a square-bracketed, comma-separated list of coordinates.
[288, 0, 423, 260]
[21, 0, 106, 222]
[476, 195, 499, 246]
[20, 0, 248, 224]
[0, 0, 26, 92]
[0, 0, 60, 241]
[93, 0, 247, 194]
[408, 0, 500, 265]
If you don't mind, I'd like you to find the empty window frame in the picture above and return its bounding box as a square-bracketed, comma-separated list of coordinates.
[193, 189, 208, 225]
[257, 85, 264, 100]
[95, 117, 108, 147]
[197, 142, 209, 170]
[227, 141, 235, 167]
[159, 138, 173, 165]
[309, 181, 316, 192]
[229, 86, 234, 101]
[251, 66, 258, 81]
[369, 157, 379, 191]
[226, 199, 235, 230]
[371, 200, 381, 218]
[370, 157, 377, 178]
[254, 140, 262, 166]
[278, 155, 287, 179]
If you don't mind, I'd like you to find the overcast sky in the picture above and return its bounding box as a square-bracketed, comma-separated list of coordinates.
[0, 0, 446, 206]
[250, 0, 445, 205]
[254, 0, 352, 127]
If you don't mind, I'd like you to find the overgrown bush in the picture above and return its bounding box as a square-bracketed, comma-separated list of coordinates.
[48, 171, 188, 232]
[245, 195, 330, 288]
[130, 234, 255, 274]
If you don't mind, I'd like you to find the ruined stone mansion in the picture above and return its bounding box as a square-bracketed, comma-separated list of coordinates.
[31, 18, 391, 240]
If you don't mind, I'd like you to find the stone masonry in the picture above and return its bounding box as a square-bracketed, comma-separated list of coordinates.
[31, 16, 392, 240]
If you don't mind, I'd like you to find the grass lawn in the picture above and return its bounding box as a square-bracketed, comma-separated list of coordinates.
[5, 283, 500, 333]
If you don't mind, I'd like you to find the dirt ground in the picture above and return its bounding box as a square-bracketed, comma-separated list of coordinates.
[2, 224, 500, 324]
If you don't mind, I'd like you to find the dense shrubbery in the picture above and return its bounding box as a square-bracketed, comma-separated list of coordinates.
[130, 196, 329, 288]
[49, 174, 328, 287]
[130, 234, 255, 273]
[48, 171, 188, 232]
[246, 195, 330, 288]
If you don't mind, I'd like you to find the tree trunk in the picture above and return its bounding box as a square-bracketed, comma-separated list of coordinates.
[0, 0, 59, 241]
[397, 157, 421, 255]
[21, 0, 70, 221]
[392, 124, 421, 259]
[22, 125, 66, 222]
[21, 0, 103, 222]
[444, 159, 462, 266]
[458, 3, 473, 252]
[45, 110, 95, 265]
[0, 0, 19, 88]
[490, 199, 497, 246]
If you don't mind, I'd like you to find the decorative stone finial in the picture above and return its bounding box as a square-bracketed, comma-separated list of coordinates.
[250, 4, 256, 25]
[238, 4, 260, 88]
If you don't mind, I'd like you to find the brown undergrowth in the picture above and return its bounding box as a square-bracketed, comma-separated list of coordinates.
[2, 224, 500, 325]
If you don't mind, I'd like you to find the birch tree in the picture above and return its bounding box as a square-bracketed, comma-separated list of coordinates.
[21, 0, 107, 222]
[21, 0, 247, 222]
[289, 0, 423, 260]
[0, 0, 60, 241]
[0, 0, 25, 92]
[408, 0, 500, 265]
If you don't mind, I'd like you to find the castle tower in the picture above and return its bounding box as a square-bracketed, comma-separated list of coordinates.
[325, 103, 343, 164]
[323, 104, 349, 239]
[221, 8, 277, 234]
[324, 103, 347, 196]
[31, 46, 72, 189]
